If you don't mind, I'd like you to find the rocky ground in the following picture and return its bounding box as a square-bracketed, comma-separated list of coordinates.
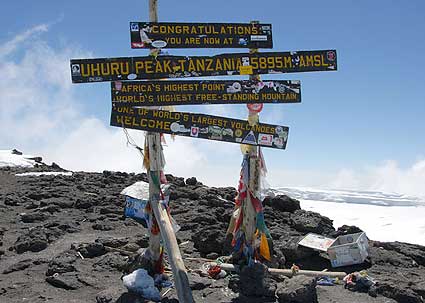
[0, 163, 424, 303]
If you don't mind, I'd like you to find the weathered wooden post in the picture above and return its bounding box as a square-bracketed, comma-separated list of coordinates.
[144, 1, 194, 302]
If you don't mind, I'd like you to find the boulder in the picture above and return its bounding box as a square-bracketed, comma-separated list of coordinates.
[46, 272, 81, 290]
[185, 177, 198, 186]
[72, 242, 106, 258]
[291, 209, 335, 235]
[192, 226, 225, 255]
[276, 275, 317, 303]
[264, 195, 301, 213]
[14, 228, 50, 253]
[20, 212, 47, 223]
[238, 263, 276, 297]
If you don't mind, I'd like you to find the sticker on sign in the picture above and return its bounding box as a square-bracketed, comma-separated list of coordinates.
[151, 40, 167, 48]
[251, 35, 268, 41]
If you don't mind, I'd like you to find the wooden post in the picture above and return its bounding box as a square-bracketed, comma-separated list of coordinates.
[145, 1, 194, 302]
[216, 263, 348, 279]
[146, 0, 161, 269]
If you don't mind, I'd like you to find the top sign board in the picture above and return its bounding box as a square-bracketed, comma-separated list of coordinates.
[130, 22, 273, 49]
[70, 50, 337, 83]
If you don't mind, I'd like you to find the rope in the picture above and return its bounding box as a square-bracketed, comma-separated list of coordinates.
[121, 123, 144, 157]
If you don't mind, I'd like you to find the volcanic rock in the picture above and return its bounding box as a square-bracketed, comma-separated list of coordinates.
[192, 225, 225, 255]
[20, 212, 48, 223]
[3, 259, 32, 274]
[93, 252, 128, 272]
[276, 275, 317, 303]
[188, 272, 212, 290]
[291, 209, 335, 235]
[96, 236, 129, 248]
[46, 272, 81, 290]
[329, 224, 363, 238]
[2, 164, 425, 303]
[264, 195, 301, 213]
[72, 242, 106, 258]
[238, 263, 276, 297]
[46, 250, 77, 276]
[14, 228, 50, 253]
[185, 177, 198, 186]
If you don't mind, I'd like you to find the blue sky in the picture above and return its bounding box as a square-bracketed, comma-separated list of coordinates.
[1, 0, 425, 194]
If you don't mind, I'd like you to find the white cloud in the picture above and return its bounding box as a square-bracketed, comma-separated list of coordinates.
[0, 24, 49, 58]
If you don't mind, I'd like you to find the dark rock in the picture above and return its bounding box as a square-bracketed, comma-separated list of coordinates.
[20, 212, 47, 223]
[41, 197, 74, 208]
[185, 177, 197, 186]
[96, 290, 114, 303]
[14, 228, 49, 253]
[278, 236, 318, 263]
[188, 272, 212, 290]
[171, 177, 186, 187]
[12, 149, 23, 155]
[369, 265, 425, 303]
[72, 242, 106, 258]
[122, 243, 140, 252]
[369, 245, 418, 268]
[329, 225, 363, 238]
[46, 251, 77, 276]
[75, 198, 93, 209]
[114, 292, 146, 303]
[192, 226, 225, 255]
[206, 252, 219, 260]
[93, 252, 128, 272]
[228, 275, 240, 292]
[4, 196, 19, 206]
[46, 272, 81, 290]
[50, 162, 62, 169]
[264, 195, 301, 213]
[38, 204, 61, 214]
[124, 249, 156, 276]
[3, 259, 32, 274]
[239, 263, 276, 297]
[96, 236, 129, 248]
[92, 223, 114, 231]
[134, 234, 149, 248]
[291, 210, 335, 235]
[276, 275, 317, 303]
[373, 241, 425, 266]
[27, 192, 52, 201]
[99, 206, 123, 215]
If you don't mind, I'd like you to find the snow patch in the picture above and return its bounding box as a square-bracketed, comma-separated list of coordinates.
[15, 171, 72, 177]
[0, 149, 38, 168]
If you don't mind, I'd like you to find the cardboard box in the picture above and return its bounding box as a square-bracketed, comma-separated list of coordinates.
[298, 232, 369, 268]
[327, 232, 369, 267]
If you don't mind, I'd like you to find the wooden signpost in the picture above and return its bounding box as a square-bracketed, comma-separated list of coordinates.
[70, 1, 337, 301]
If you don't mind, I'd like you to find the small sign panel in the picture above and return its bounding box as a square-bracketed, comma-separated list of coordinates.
[130, 22, 273, 49]
[110, 107, 289, 150]
[111, 80, 301, 106]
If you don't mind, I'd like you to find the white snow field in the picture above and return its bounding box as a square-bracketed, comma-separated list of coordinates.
[274, 187, 425, 245]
